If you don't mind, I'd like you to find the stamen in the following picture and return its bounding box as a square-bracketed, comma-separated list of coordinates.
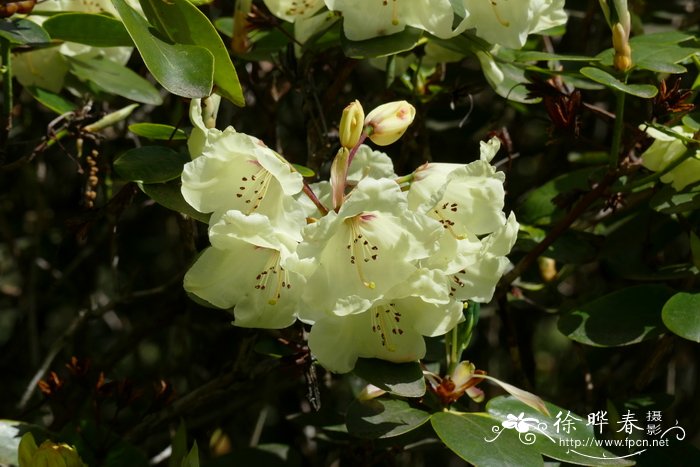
[346, 215, 379, 288]
[490, 0, 510, 27]
[253, 250, 290, 305]
[371, 303, 403, 351]
[391, 0, 399, 26]
[236, 162, 274, 214]
[433, 201, 465, 239]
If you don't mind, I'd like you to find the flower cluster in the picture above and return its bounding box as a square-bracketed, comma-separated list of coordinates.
[262, 0, 567, 49]
[182, 97, 518, 373]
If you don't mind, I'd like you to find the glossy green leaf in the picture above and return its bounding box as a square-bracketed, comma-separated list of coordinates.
[431, 412, 543, 467]
[353, 359, 425, 398]
[292, 164, 316, 178]
[558, 285, 673, 347]
[650, 184, 700, 214]
[341, 26, 423, 58]
[0, 19, 50, 45]
[25, 86, 75, 114]
[67, 55, 163, 105]
[129, 123, 186, 140]
[597, 32, 700, 74]
[517, 167, 602, 225]
[487, 397, 634, 466]
[114, 146, 189, 183]
[43, 13, 133, 47]
[112, 0, 214, 99]
[139, 0, 244, 106]
[139, 182, 210, 223]
[579, 67, 657, 98]
[345, 398, 430, 439]
[662, 292, 700, 343]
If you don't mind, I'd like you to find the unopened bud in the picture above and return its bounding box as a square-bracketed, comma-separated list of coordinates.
[364, 101, 416, 146]
[612, 22, 632, 72]
[339, 100, 365, 149]
[330, 147, 350, 210]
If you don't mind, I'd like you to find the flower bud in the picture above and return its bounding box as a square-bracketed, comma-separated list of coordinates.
[330, 147, 350, 210]
[339, 100, 365, 149]
[612, 22, 632, 72]
[364, 101, 416, 146]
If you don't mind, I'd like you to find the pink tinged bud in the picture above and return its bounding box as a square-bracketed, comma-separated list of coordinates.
[330, 147, 350, 210]
[466, 385, 485, 403]
[339, 100, 365, 149]
[364, 101, 416, 146]
[358, 383, 387, 401]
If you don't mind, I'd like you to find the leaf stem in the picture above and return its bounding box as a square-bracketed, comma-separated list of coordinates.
[609, 89, 626, 168]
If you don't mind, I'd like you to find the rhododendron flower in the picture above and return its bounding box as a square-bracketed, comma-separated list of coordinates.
[263, 0, 325, 23]
[184, 228, 307, 328]
[298, 177, 443, 317]
[461, 0, 567, 49]
[640, 125, 700, 190]
[307, 298, 463, 373]
[325, 0, 457, 41]
[181, 131, 307, 240]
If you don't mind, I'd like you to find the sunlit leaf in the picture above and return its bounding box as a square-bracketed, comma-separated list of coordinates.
[353, 359, 425, 398]
[43, 13, 132, 47]
[662, 292, 700, 343]
[558, 285, 673, 347]
[346, 398, 430, 439]
[139, 0, 244, 106]
[112, 0, 214, 98]
[579, 67, 657, 98]
[114, 146, 189, 183]
[67, 55, 163, 105]
[129, 123, 187, 140]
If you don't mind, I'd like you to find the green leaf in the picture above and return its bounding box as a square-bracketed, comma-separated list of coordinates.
[662, 292, 700, 343]
[139, 0, 244, 106]
[181, 441, 199, 467]
[0, 19, 50, 45]
[650, 184, 700, 214]
[67, 55, 163, 105]
[292, 164, 316, 178]
[112, 0, 214, 99]
[513, 51, 597, 62]
[345, 398, 430, 439]
[169, 420, 187, 467]
[129, 123, 187, 140]
[341, 26, 423, 58]
[487, 396, 634, 466]
[353, 358, 426, 398]
[597, 32, 700, 74]
[43, 13, 133, 47]
[139, 182, 210, 223]
[114, 146, 189, 184]
[517, 167, 602, 225]
[558, 285, 673, 347]
[579, 67, 657, 98]
[25, 86, 76, 114]
[431, 412, 543, 467]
